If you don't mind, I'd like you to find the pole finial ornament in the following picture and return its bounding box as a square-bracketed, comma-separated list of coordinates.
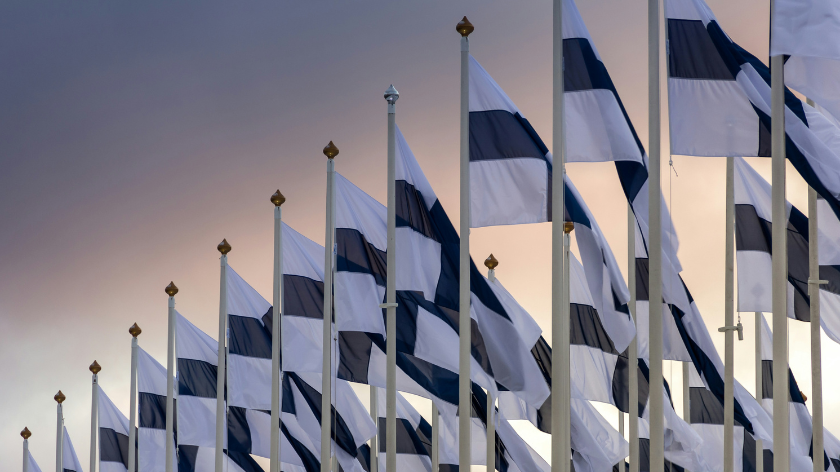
[54, 390, 65, 404]
[271, 190, 286, 207]
[21, 427, 31, 439]
[384, 85, 400, 104]
[89, 360, 101, 374]
[323, 141, 339, 159]
[165, 281, 179, 297]
[484, 254, 498, 270]
[456, 16, 474, 37]
[129, 323, 142, 338]
[564, 221, 575, 234]
[217, 239, 232, 255]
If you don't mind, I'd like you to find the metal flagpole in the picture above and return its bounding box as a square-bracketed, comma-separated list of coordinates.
[370, 388, 379, 472]
[22, 428, 31, 472]
[485, 255, 499, 472]
[755, 312, 764, 472]
[562, 222, 574, 468]
[90, 361, 101, 472]
[808, 181, 825, 472]
[271, 190, 286, 472]
[216, 239, 232, 472]
[322, 141, 339, 472]
[432, 404, 439, 472]
[55, 391, 65, 472]
[128, 324, 141, 472]
[551, 0, 570, 469]
[628, 207, 639, 472]
[165, 282, 178, 472]
[770, 3, 790, 468]
[384, 84, 400, 472]
[456, 16, 474, 472]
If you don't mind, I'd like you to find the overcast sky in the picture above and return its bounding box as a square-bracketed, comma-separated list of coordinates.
[2, 0, 835, 470]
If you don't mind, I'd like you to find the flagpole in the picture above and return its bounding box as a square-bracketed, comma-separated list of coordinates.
[322, 141, 339, 472]
[128, 324, 141, 472]
[808, 182, 824, 472]
[384, 84, 400, 472]
[271, 190, 286, 472]
[628, 207, 639, 472]
[55, 392, 65, 472]
[721, 156, 736, 472]
[216, 239, 231, 472]
[370, 388, 378, 472]
[431, 404, 439, 472]
[90, 361, 101, 472]
[551, 0, 570, 470]
[562, 222, 573, 468]
[770, 2, 790, 468]
[22, 428, 31, 472]
[485, 255, 498, 472]
[755, 312, 764, 472]
[456, 16, 474, 472]
[164, 282, 178, 472]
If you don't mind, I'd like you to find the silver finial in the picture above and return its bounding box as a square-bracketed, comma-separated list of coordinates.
[384, 85, 400, 104]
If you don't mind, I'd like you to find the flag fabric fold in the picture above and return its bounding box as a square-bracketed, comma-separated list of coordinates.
[137, 348, 174, 472]
[62, 427, 85, 472]
[26, 448, 44, 472]
[98, 386, 135, 472]
[176, 312, 221, 451]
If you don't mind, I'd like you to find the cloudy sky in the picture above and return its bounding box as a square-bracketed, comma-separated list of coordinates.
[2, 0, 835, 470]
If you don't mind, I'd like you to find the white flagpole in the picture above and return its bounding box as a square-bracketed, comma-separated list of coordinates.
[22, 428, 31, 472]
[551, 0, 570, 470]
[432, 404, 439, 472]
[164, 282, 178, 472]
[216, 239, 231, 472]
[485, 255, 498, 472]
[719, 156, 737, 472]
[628, 207, 639, 472]
[562, 223, 573, 467]
[90, 361, 101, 472]
[370, 388, 379, 472]
[55, 391, 65, 472]
[770, 1, 790, 468]
[384, 84, 400, 472]
[755, 312, 764, 472]
[271, 190, 286, 472]
[456, 16, 473, 472]
[808, 181, 824, 472]
[128, 324, 141, 472]
[322, 141, 339, 472]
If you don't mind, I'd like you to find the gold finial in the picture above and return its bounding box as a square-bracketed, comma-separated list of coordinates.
[484, 254, 499, 270]
[89, 360, 101, 374]
[129, 323, 142, 338]
[165, 281, 179, 297]
[21, 427, 31, 439]
[217, 238, 232, 255]
[323, 141, 339, 159]
[456, 16, 474, 37]
[271, 190, 286, 207]
[563, 222, 575, 234]
[54, 391, 65, 404]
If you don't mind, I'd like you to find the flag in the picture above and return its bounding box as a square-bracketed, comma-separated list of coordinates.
[98, 386, 135, 472]
[176, 312, 221, 450]
[734, 156, 840, 344]
[176, 446, 264, 472]
[26, 448, 43, 472]
[62, 427, 85, 472]
[137, 348, 174, 472]
[665, 0, 840, 220]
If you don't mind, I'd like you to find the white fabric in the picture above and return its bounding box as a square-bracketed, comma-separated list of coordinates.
[98, 387, 130, 472]
[228, 354, 272, 410]
[62, 427, 84, 472]
[227, 265, 272, 321]
[771, 0, 840, 61]
[176, 311, 217, 365]
[137, 348, 174, 472]
[138, 348, 167, 397]
[175, 313, 221, 449]
[785, 56, 840, 125]
[26, 450, 43, 472]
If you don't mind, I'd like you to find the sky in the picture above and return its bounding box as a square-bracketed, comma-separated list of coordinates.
[2, 0, 837, 470]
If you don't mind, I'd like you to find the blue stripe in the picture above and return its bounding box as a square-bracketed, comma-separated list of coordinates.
[667, 19, 737, 80]
[138, 392, 167, 430]
[177, 445, 199, 472]
[612, 354, 649, 416]
[226, 406, 253, 454]
[761, 360, 806, 404]
[337, 331, 373, 385]
[100, 427, 135, 470]
[281, 423, 320, 472]
[226, 451, 265, 472]
[336, 228, 387, 286]
[377, 417, 431, 455]
[287, 372, 358, 457]
[570, 303, 619, 354]
[284, 275, 324, 320]
[469, 110, 549, 163]
[177, 358, 217, 399]
[228, 312, 272, 359]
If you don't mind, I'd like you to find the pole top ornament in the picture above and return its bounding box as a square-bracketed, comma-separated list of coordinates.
[89, 360, 101, 374]
[271, 190, 286, 207]
[21, 427, 31, 439]
[54, 390, 65, 404]
[165, 281, 179, 297]
[456, 17, 474, 37]
[484, 254, 499, 270]
[323, 141, 339, 159]
[129, 323, 142, 338]
[217, 239, 232, 255]
[384, 85, 400, 104]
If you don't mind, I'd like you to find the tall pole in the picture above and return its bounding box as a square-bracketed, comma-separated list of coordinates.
[216, 239, 232, 472]
[22, 428, 31, 472]
[755, 312, 764, 472]
[808, 182, 824, 472]
[562, 223, 573, 468]
[370, 388, 378, 472]
[628, 207, 639, 472]
[485, 255, 499, 472]
[431, 404, 439, 472]
[271, 190, 286, 472]
[165, 283, 178, 472]
[723, 156, 736, 472]
[384, 84, 400, 472]
[456, 16, 474, 472]
[322, 141, 339, 472]
[128, 324, 141, 472]
[55, 391, 65, 472]
[770, 4, 790, 468]
[90, 361, 101, 472]
[551, 0, 570, 470]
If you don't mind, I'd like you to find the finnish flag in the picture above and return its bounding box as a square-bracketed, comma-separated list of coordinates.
[98, 386, 135, 472]
[176, 446, 264, 472]
[26, 448, 43, 472]
[62, 427, 85, 472]
[175, 312, 221, 450]
[665, 0, 840, 219]
[137, 348, 174, 472]
[734, 156, 840, 344]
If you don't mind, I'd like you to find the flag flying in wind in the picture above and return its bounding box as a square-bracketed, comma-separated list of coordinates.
[665, 0, 840, 220]
[734, 156, 840, 344]
[26, 447, 44, 472]
[62, 427, 85, 472]
[137, 348, 174, 472]
[98, 386, 135, 472]
[175, 312, 221, 451]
